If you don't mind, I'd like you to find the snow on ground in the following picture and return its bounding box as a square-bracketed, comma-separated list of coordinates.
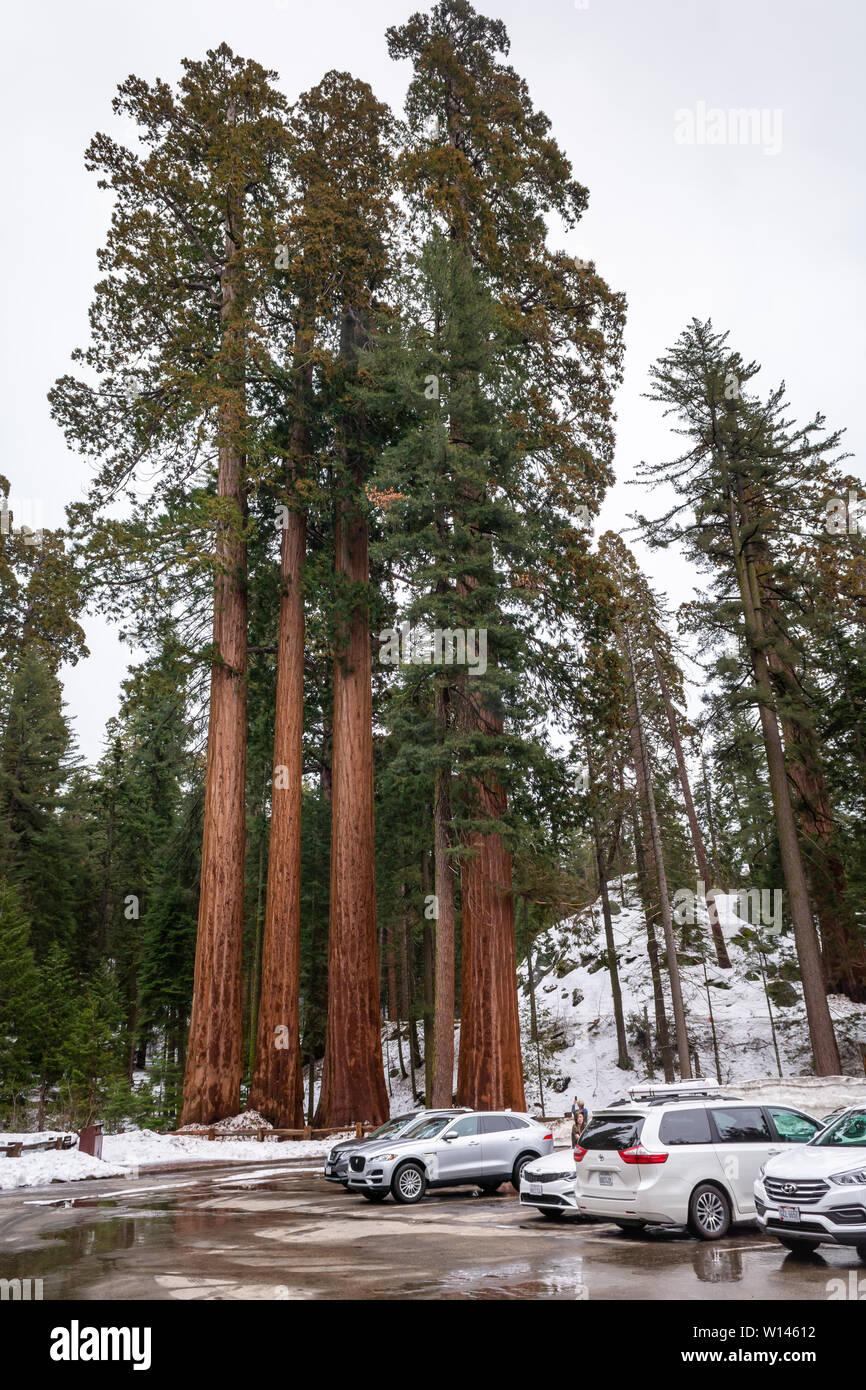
[0, 1126, 351, 1191]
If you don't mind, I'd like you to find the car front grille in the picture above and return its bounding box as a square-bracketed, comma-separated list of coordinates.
[349, 1155, 366, 1173]
[522, 1192, 566, 1206]
[764, 1178, 829, 1206]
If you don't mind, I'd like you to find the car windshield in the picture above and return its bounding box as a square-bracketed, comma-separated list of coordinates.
[400, 1115, 453, 1140]
[368, 1114, 418, 1139]
[812, 1109, 866, 1147]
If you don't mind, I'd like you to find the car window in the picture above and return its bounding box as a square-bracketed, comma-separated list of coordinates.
[813, 1109, 866, 1147]
[508, 1117, 529, 1129]
[401, 1116, 452, 1140]
[710, 1107, 772, 1143]
[659, 1108, 713, 1145]
[768, 1108, 821, 1143]
[579, 1115, 644, 1150]
[480, 1114, 512, 1134]
[370, 1113, 419, 1139]
[445, 1115, 480, 1138]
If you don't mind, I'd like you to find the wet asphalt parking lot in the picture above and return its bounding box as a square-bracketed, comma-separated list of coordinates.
[1, 1158, 863, 1301]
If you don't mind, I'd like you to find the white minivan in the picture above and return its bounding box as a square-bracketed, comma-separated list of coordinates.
[574, 1083, 823, 1239]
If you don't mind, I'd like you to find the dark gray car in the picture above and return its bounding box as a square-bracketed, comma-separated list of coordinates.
[323, 1111, 426, 1185]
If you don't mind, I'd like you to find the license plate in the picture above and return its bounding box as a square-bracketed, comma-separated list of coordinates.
[599, 1173, 613, 1187]
[530, 1182, 543, 1196]
[779, 1205, 800, 1223]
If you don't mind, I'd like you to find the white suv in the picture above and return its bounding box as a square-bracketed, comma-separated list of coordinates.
[755, 1105, 866, 1261]
[573, 1083, 823, 1239]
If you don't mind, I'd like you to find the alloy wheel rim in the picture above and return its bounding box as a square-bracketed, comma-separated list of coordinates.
[696, 1191, 724, 1232]
[399, 1169, 422, 1198]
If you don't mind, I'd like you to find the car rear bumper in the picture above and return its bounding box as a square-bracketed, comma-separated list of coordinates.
[576, 1190, 686, 1225]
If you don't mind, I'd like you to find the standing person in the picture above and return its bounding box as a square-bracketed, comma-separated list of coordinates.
[572, 1097, 589, 1147]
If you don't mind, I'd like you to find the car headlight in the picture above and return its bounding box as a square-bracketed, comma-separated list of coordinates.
[370, 1152, 398, 1162]
[829, 1167, 866, 1186]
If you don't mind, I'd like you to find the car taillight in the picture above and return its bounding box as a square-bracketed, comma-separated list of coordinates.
[543, 1133, 553, 1141]
[573, 1146, 587, 1162]
[619, 1144, 668, 1165]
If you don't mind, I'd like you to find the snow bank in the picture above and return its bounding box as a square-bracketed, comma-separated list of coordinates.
[0, 1126, 349, 1190]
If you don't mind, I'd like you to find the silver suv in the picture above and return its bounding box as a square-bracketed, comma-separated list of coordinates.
[347, 1110, 555, 1204]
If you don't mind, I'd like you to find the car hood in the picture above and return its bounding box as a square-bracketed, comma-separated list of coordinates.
[523, 1151, 575, 1175]
[763, 1146, 866, 1180]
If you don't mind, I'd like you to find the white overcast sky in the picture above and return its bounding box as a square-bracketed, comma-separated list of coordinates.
[2, 0, 864, 762]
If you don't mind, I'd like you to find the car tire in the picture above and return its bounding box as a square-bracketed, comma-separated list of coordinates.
[341, 1181, 350, 1190]
[856, 1244, 866, 1265]
[777, 1237, 820, 1256]
[614, 1220, 647, 1232]
[511, 1153, 537, 1189]
[391, 1162, 427, 1205]
[688, 1183, 731, 1240]
[478, 1183, 501, 1195]
[360, 1190, 388, 1203]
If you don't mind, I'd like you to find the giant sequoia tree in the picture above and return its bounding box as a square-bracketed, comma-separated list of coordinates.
[386, 0, 624, 1108]
[49, 45, 292, 1123]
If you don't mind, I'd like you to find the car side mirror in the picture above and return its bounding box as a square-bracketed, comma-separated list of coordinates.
[443, 1131, 457, 1141]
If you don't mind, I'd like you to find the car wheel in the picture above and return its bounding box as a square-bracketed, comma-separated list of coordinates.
[478, 1183, 501, 1194]
[688, 1183, 731, 1240]
[777, 1237, 820, 1256]
[614, 1220, 647, 1232]
[511, 1153, 537, 1189]
[360, 1190, 388, 1203]
[391, 1162, 427, 1205]
[856, 1244, 866, 1265]
[341, 1181, 350, 1190]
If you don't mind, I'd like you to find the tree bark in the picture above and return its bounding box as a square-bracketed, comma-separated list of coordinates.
[431, 691, 456, 1108]
[248, 508, 307, 1125]
[315, 308, 388, 1126]
[624, 627, 691, 1079]
[586, 747, 630, 1069]
[631, 800, 674, 1081]
[651, 646, 731, 970]
[181, 178, 247, 1124]
[725, 484, 840, 1073]
[456, 752, 526, 1111]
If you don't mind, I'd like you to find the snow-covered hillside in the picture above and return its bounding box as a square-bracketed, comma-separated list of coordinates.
[517, 880, 866, 1117]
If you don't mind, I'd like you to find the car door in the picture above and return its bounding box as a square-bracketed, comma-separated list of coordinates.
[436, 1115, 483, 1182]
[709, 1105, 779, 1217]
[479, 1114, 517, 1177]
[657, 1106, 721, 1202]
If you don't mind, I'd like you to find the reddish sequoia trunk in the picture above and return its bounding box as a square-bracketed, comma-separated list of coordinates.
[650, 646, 731, 971]
[431, 690, 456, 1108]
[248, 507, 306, 1125]
[181, 187, 247, 1126]
[457, 722, 526, 1111]
[314, 465, 387, 1126]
